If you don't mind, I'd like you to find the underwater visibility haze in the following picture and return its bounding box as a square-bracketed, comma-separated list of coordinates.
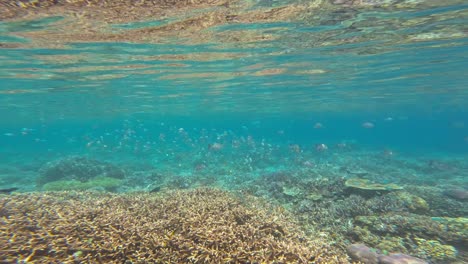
[0, 0, 467, 263]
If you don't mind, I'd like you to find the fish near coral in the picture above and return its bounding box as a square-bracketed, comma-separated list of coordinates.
[208, 142, 223, 151]
[0, 187, 18, 194]
[289, 144, 301, 153]
[443, 188, 468, 201]
[315, 143, 328, 152]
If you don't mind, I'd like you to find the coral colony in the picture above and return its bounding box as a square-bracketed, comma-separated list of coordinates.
[0, 0, 467, 263]
[1, 138, 466, 263]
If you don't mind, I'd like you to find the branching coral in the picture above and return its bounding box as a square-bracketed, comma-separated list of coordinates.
[0, 188, 349, 263]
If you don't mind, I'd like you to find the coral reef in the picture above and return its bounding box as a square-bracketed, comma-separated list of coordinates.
[405, 186, 468, 217]
[394, 192, 429, 213]
[42, 177, 122, 191]
[346, 243, 429, 264]
[443, 187, 468, 201]
[414, 238, 458, 262]
[233, 161, 467, 263]
[351, 213, 465, 262]
[1, 129, 467, 263]
[0, 188, 349, 263]
[353, 213, 467, 244]
[37, 156, 125, 186]
[346, 243, 379, 264]
[378, 253, 428, 264]
[345, 178, 403, 191]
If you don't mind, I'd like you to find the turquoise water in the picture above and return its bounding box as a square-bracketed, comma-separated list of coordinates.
[0, 1, 467, 263]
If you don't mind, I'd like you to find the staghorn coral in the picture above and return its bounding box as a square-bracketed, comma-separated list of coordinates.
[0, 188, 349, 263]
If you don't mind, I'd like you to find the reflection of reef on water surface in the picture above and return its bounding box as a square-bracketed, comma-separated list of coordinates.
[1, 2, 467, 117]
[0, 0, 466, 51]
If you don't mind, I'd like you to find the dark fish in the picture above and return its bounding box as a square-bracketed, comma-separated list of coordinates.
[149, 186, 161, 193]
[346, 169, 368, 177]
[443, 188, 468, 201]
[0, 187, 18, 194]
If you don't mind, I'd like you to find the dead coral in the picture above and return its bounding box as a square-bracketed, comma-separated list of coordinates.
[0, 188, 349, 263]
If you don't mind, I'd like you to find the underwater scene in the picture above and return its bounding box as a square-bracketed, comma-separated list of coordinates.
[0, 0, 467, 263]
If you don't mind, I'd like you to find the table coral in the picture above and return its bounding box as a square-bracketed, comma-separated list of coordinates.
[345, 178, 403, 191]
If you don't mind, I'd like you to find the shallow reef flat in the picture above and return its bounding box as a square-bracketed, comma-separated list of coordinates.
[1, 148, 467, 262]
[0, 188, 349, 263]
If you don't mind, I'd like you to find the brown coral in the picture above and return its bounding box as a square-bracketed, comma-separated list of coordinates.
[0, 188, 348, 263]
